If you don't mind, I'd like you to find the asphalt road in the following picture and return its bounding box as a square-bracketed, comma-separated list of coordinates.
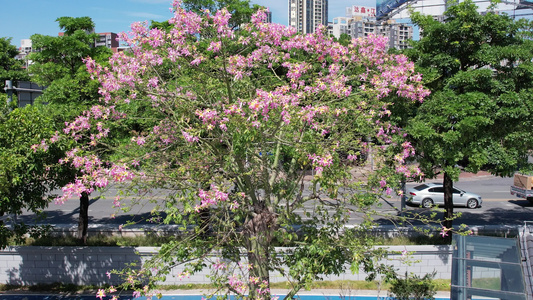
[382, 175, 532, 228]
[13, 174, 533, 229]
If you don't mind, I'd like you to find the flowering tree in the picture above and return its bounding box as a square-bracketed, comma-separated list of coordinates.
[42, 1, 430, 299]
[29, 16, 114, 243]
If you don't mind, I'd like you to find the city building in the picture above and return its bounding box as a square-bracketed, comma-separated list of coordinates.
[16, 39, 34, 68]
[330, 5, 413, 50]
[265, 11, 273, 23]
[377, 20, 413, 49]
[95, 32, 119, 52]
[19, 39, 33, 56]
[289, 0, 329, 34]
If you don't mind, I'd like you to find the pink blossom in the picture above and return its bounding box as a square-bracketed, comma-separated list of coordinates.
[182, 130, 199, 143]
[195, 185, 230, 211]
[401, 249, 408, 258]
[308, 153, 333, 167]
[213, 260, 227, 270]
[96, 289, 106, 300]
[113, 196, 121, 208]
[379, 180, 387, 188]
[440, 227, 449, 238]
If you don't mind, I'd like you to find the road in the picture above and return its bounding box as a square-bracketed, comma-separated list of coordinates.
[378, 174, 533, 228]
[13, 174, 533, 230]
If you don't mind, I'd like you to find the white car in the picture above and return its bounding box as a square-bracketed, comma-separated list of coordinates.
[406, 183, 482, 209]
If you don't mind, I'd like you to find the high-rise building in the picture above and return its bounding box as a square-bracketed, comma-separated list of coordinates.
[330, 6, 413, 50]
[265, 11, 273, 23]
[289, 0, 328, 34]
[95, 32, 119, 52]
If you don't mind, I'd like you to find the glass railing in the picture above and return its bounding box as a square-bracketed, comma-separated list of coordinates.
[451, 235, 527, 300]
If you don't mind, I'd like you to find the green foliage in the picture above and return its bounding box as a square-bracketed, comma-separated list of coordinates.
[0, 105, 75, 247]
[335, 33, 352, 46]
[182, 0, 262, 28]
[388, 271, 438, 300]
[56, 16, 95, 35]
[0, 37, 29, 90]
[28, 17, 112, 107]
[401, 0, 533, 232]
[405, 0, 533, 179]
[26, 233, 172, 247]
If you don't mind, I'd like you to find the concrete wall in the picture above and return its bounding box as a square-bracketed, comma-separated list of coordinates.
[0, 245, 453, 286]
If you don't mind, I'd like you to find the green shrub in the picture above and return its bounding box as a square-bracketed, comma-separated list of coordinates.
[388, 271, 438, 300]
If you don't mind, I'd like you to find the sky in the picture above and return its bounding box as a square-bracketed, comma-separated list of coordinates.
[0, 0, 376, 48]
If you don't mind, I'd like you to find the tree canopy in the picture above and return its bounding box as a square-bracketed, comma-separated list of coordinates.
[28, 16, 112, 107]
[403, 0, 533, 233]
[56, 16, 95, 35]
[0, 37, 29, 91]
[26, 16, 114, 244]
[42, 1, 432, 299]
[0, 103, 75, 247]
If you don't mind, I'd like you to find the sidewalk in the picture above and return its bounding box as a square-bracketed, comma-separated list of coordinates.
[435, 170, 495, 181]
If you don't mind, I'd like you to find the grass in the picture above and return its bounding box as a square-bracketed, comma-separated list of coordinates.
[0, 279, 452, 294]
[14, 232, 458, 247]
[374, 235, 451, 246]
[0, 282, 101, 294]
[17, 234, 173, 247]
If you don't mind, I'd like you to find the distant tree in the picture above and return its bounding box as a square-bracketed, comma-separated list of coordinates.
[403, 0, 533, 238]
[56, 16, 95, 35]
[0, 37, 29, 91]
[149, 20, 173, 31]
[28, 17, 112, 107]
[336, 33, 352, 46]
[0, 103, 74, 247]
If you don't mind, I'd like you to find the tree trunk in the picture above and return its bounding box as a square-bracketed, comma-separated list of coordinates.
[244, 205, 276, 300]
[443, 172, 453, 243]
[78, 192, 89, 245]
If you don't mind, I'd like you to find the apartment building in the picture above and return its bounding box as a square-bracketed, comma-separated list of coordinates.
[94, 32, 119, 52]
[289, 0, 329, 34]
[330, 6, 413, 50]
